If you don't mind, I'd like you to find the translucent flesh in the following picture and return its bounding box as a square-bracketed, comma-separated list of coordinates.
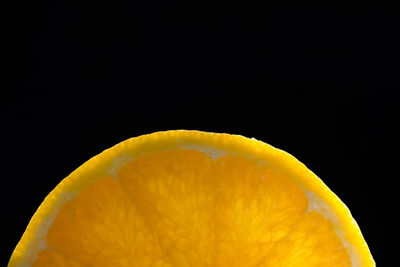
[33, 149, 351, 266]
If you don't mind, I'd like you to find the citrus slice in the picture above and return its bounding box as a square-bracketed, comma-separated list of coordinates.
[9, 130, 375, 266]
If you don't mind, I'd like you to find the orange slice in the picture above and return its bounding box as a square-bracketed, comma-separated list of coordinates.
[8, 130, 375, 266]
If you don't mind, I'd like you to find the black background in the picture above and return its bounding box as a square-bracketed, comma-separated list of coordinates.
[3, 3, 398, 266]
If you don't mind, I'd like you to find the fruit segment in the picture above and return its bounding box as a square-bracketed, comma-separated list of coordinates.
[46, 177, 167, 266]
[118, 149, 217, 266]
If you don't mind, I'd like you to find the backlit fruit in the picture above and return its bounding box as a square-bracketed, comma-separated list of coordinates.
[9, 130, 375, 266]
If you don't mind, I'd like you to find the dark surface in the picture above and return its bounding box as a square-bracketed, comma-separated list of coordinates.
[3, 3, 398, 265]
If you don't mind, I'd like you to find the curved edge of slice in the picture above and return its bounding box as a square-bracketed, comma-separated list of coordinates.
[8, 130, 375, 267]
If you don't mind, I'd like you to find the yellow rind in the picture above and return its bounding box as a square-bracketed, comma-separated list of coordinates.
[8, 130, 375, 267]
